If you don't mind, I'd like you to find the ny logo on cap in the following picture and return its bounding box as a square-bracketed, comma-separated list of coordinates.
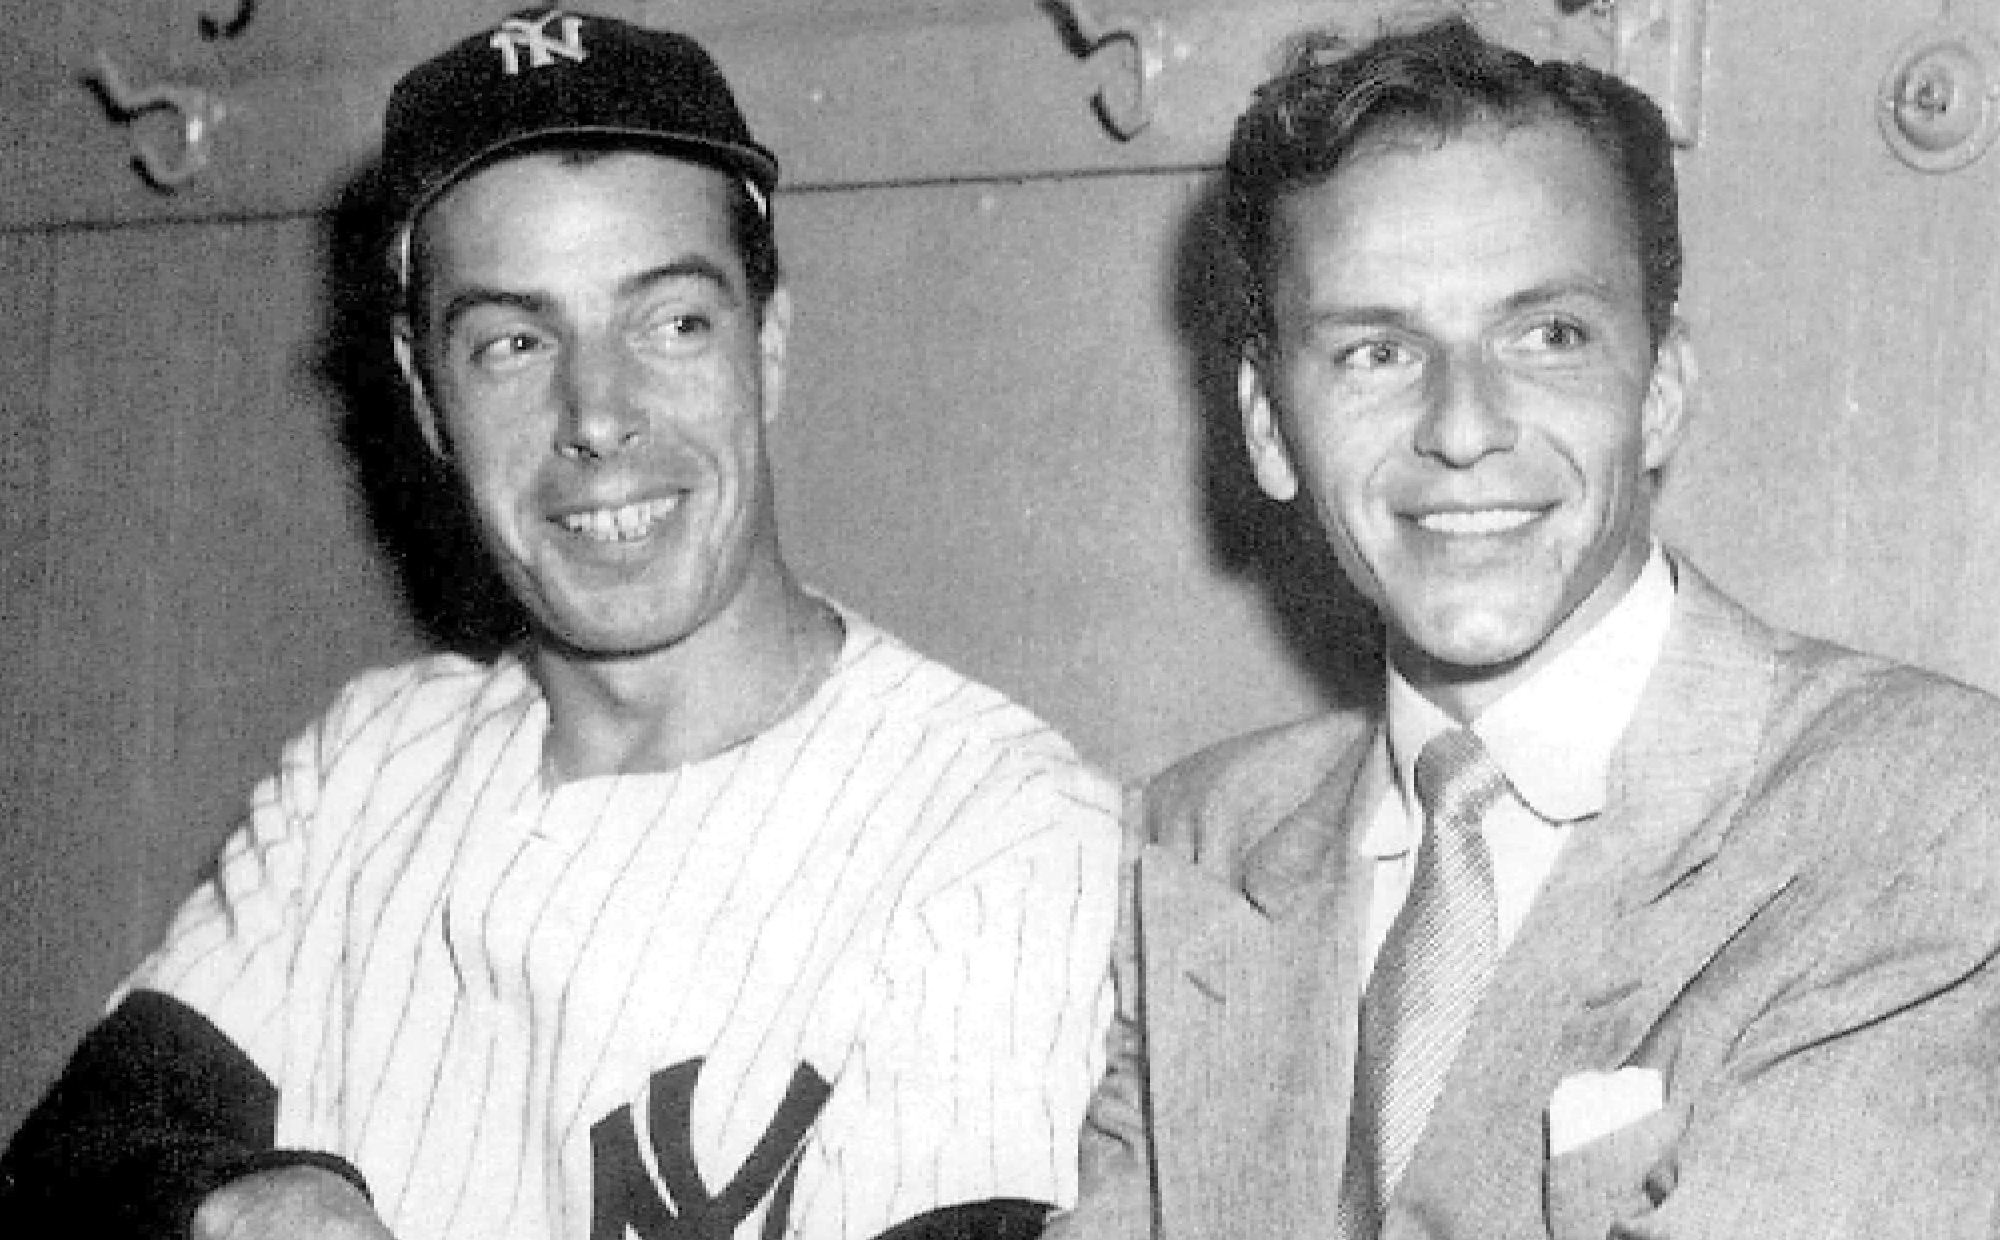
[490, 10, 587, 76]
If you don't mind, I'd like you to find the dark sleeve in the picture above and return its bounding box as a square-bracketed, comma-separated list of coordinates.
[868, 1199, 1053, 1240]
[0, 989, 369, 1238]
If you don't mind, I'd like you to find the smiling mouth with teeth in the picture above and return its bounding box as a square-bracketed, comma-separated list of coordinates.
[1415, 508, 1539, 535]
[557, 495, 684, 543]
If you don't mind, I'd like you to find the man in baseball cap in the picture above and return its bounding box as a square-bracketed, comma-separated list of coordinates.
[1, 10, 1121, 1239]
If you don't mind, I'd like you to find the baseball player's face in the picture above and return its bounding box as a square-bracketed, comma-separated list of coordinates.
[1240, 120, 1688, 717]
[398, 150, 791, 660]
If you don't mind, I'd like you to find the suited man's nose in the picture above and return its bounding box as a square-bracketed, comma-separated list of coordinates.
[1414, 365, 1516, 466]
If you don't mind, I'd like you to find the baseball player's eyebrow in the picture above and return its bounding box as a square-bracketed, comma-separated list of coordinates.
[437, 287, 551, 338]
[618, 257, 744, 311]
[434, 258, 742, 339]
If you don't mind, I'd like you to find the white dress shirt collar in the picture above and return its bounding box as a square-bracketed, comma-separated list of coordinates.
[1366, 544, 1677, 858]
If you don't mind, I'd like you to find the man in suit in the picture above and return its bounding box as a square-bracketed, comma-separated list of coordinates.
[1053, 16, 2000, 1240]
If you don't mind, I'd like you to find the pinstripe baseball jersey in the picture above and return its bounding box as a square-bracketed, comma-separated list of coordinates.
[118, 606, 1122, 1240]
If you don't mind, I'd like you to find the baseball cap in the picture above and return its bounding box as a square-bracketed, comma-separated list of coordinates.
[381, 6, 780, 238]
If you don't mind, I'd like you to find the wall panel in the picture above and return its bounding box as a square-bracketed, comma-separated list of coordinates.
[774, 176, 1343, 779]
[13, 1, 1697, 231]
[0, 231, 70, 1143]
[0, 218, 425, 1141]
[1662, 0, 2000, 691]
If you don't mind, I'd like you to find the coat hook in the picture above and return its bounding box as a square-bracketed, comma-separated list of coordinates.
[1040, 0, 1166, 140]
[201, 0, 258, 41]
[89, 48, 224, 190]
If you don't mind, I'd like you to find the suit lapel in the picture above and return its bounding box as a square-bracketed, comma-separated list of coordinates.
[1563, 561, 1801, 1068]
[1142, 727, 1383, 1239]
[1391, 560, 1801, 1234]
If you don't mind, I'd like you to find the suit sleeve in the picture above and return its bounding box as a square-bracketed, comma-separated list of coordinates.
[1609, 788, 2000, 1240]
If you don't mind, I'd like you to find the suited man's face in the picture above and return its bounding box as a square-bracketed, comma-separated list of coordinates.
[1240, 120, 1689, 719]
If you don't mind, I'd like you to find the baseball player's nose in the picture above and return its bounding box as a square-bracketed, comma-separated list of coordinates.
[555, 344, 646, 461]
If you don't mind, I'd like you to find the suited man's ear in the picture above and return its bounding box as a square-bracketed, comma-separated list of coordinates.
[1641, 318, 1693, 476]
[1240, 354, 1300, 503]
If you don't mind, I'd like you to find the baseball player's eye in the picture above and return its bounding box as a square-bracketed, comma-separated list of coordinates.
[469, 330, 550, 369]
[1336, 338, 1417, 371]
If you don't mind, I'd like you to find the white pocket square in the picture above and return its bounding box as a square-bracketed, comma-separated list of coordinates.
[1548, 1067, 1664, 1158]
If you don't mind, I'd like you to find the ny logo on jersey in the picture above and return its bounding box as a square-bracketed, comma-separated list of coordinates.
[591, 1057, 831, 1240]
[489, 10, 587, 76]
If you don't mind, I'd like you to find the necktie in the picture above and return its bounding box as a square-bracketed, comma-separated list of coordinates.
[1349, 727, 1509, 1229]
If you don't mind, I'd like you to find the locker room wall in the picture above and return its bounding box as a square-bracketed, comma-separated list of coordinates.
[6, 0, 2000, 1142]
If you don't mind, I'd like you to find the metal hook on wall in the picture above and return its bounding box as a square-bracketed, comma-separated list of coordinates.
[1547, 0, 1709, 145]
[1040, 0, 1167, 141]
[88, 49, 225, 191]
[200, 0, 259, 41]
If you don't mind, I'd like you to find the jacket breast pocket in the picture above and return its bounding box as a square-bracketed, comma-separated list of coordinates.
[1544, 1101, 1687, 1240]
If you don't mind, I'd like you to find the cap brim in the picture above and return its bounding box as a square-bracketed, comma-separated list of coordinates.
[402, 123, 779, 232]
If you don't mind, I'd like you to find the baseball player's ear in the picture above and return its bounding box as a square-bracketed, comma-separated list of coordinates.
[391, 315, 448, 461]
[756, 284, 792, 426]
[863, 1198, 1054, 1240]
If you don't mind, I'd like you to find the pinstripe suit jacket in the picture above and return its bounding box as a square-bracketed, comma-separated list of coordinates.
[1059, 558, 2000, 1240]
